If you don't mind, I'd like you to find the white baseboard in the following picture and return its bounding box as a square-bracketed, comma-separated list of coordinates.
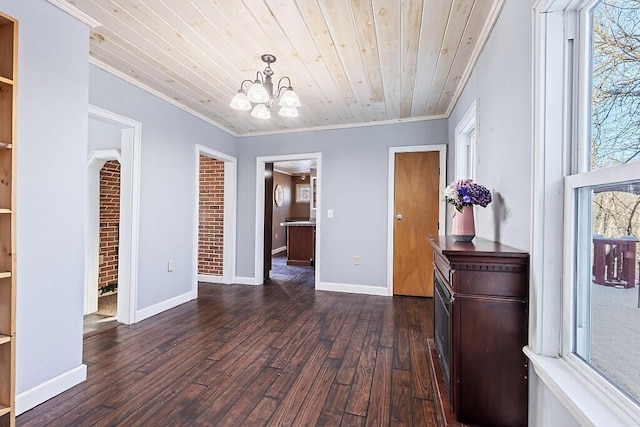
[197, 274, 225, 284]
[317, 282, 390, 296]
[135, 291, 195, 322]
[16, 364, 87, 415]
[271, 246, 287, 255]
[233, 276, 258, 285]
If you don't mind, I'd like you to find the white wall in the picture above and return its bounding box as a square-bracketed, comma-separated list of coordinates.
[447, 0, 580, 425]
[0, 0, 89, 410]
[89, 65, 237, 312]
[236, 120, 448, 287]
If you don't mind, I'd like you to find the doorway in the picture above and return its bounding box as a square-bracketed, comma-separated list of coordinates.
[265, 160, 317, 282]
[194, 145, 237, 288]
[85, 106, 141, 327]
[255, 153, 321, 287]
[387, 145, 446, 297]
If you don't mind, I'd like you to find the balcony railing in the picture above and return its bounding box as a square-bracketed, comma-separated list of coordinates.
[593, 235, 638, 290]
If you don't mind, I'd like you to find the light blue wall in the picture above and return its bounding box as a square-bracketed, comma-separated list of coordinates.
[236, 120, 448, 287]
[0, 0, 89, 398]
[447, 0, 533, 252]
[89, 65, 237, 311]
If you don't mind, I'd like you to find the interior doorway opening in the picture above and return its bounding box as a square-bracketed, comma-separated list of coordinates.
[84, 158, 122, 335]
[255, 153, 321, 287]
[193, 145, 237, 291]
[84, 106, 141, 336]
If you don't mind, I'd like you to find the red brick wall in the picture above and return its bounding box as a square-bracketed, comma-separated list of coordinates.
[198, 155, 224, 275]
[99, 160, 120, 290]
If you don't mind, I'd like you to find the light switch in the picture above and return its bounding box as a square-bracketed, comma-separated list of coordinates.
[327, 209, 333, 218]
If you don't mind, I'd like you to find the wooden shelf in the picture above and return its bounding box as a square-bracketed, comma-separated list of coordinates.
[0, 10, 16, 425]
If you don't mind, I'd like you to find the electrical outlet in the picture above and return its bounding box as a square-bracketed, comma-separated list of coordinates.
[354, 256, 360, 265]
[168, 260, 174, 272]
[99, 255, 104, 265]
[327, 209, 334, 218]
[275, 233, 278, 239]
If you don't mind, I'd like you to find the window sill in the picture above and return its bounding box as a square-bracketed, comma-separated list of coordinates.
[524, 347, 639, 427]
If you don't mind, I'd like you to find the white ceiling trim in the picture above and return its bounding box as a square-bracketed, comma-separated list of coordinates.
[89, 57, 238, 137]
[235, 115, 449, 138]
[444, 0, 506, 118]
[91, 55, 447, 139]
[47, 0, 102, 28]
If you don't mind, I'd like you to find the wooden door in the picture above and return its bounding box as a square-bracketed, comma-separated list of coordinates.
[393, 151, 440, 297]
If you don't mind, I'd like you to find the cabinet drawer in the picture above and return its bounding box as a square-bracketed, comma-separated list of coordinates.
[457, 269, 528, 298]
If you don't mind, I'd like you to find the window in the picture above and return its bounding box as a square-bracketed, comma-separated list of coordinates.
[454, 100, 477, 180]
[565, 0, 640, 407]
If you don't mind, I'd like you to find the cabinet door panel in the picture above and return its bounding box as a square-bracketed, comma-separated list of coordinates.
[455, 297, 527, 426]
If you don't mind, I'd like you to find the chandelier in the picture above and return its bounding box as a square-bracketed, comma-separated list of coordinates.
[229, 54, 301, 120]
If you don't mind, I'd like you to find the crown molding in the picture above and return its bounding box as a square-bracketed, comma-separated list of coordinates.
[444, 0, 506, 118]
[235, 114, 448, 138]
[47, 0, 102, 28]
[90, 57, 238, 137]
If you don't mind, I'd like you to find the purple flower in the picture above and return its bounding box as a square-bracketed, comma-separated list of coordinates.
[444, 180, 493, 211]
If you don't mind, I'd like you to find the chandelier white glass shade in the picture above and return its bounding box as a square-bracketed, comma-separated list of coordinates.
[230, 54, 301, 120]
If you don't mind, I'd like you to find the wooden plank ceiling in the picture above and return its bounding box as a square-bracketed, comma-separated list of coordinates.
[55, 0, 503, 136]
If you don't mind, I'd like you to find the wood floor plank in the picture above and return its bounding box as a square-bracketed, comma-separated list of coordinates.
[216, 367, 281, 425]
[243, 396, 280, 427]
[409, 327, 433, 399]
[367, 298, 387, 332]
[413, 397, 439, 426]
[132, 382, 208, 426]
[317, 382, 351, 426]
[344, 330, 380, 416]
[393, 301, 411, 371]
[334, 318, 369, 385]
[17, 256, 437, 427]
[328, 306, 362, 359]
[192, 347, 280, 425]
[390, 369, 412, 426]
[379, 300, 396, 348]
[293, 357, 341, 425]
[341, 413, 366, 427]
[365, 347, 393, 426]
[267, 340, 332, 426]
[268, 312, 323, 369]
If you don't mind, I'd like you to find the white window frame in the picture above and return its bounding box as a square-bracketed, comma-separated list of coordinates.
[454, 100, 478, 180]
[527, 0, 640, 424]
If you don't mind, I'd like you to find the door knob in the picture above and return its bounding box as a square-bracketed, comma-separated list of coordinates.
[396, 213, 403, 221]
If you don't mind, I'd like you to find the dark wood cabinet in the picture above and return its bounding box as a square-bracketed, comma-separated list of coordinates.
[428, 236, 529, 427]
[285, 224, 315, 266]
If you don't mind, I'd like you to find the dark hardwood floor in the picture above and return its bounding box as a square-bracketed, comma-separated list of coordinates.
[18, 257, 437, 426]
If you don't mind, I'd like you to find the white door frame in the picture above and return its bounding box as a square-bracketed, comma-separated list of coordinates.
[86, 105, 141, 325]
[387, 144, 447, 296]
[86, 149, 121, 315]
[255, 152, 322, 286]
[193, 145, 237, 293]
